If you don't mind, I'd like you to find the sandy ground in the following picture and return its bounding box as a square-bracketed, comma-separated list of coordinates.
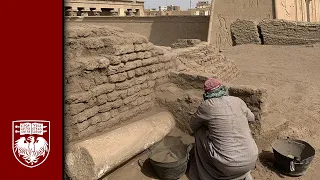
[225, 44, 320, 180]
[105, 44, 320, 180]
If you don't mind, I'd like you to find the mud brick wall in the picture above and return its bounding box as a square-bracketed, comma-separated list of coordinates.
[64, 24, 177, 142]
[66, 16, 210, 46]
[156, 80, 267, 136]
[209, 0, 274, 50]
[228, 85, 267, 136]
[230, 19, 261, 46]
[230, 19, 320, 46]
[172, 43, 239, 83]
[258, 19, 320, 45]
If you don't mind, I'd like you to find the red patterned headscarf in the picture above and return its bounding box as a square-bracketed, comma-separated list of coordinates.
[204, 78, 222, 92]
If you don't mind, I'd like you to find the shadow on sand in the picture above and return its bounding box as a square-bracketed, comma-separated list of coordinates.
[258, 150, 286, 178]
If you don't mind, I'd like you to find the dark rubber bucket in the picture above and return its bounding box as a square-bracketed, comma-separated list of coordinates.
[272, 139, 315, 176]
[148, 136, 193, 180]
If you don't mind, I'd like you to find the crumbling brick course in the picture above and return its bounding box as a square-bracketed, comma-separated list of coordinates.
[65, 24, 238, 143]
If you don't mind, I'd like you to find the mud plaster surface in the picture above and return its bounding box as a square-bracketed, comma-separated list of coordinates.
[104, 44, 320, 180]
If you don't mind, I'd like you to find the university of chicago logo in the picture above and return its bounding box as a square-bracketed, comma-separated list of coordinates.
[12, 120, 50, 168]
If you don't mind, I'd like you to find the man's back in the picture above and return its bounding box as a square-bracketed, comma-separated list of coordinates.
[194, 96, 258, 166]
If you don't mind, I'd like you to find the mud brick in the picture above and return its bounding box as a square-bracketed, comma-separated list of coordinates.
[76, 57, 101, 71]
[135, 60, 142, 67]
[115, 79, 135, 90]
[102, 55, 121, 65]
[155, 77, 169, 85]
[134, 84, 142, 93]
[77, 125, 96, 138]
[65, 61, 83, 77]
[123, 93, 139, 105]
[140, 102, 154, 112]
[147, 64, 158, 73]
[121, 53, 137, 63]
[124, 61, 138, 71]
[78, 56, 110, 70]
[150, 49, 159, 57]
[135, 75, 148, 84]
[154, 46, 165, 55]
[100, 112, 111, 122]
[74, 120, 91, 132]
[81, 37, 104, 49]
[119, 90, 128, 99]
[120, 33, 148, 44]
[91, 83, 115, 97]
[135, 67, 149, 76]
[135, 67, 143, 76]
[141, 57, 156, 66]
[108, 72, 128, 83]
[118, 106, 130, 113]
[147, 80, 156, 88]
[66, 91, 92, 104]
[157, 63, 165, 70]
[127, 70, 135, 79]
[106, 90, 127, 102]
[127, 86, 135, 96]
[98, 100, 123, 113]
[65, 78, 83, 94]
[127, 85, 141, 96]
[158, 54, 171, 63]
[134, 43, 154, 52]
[136, 52, 145, 59]
[97, 94, 108, 105]
[150, 71, 166, 80]
[88, 115, 102, 125]
[142, 66, 150, 74]
[144, 94, 154, 102]
[110, 44, 135, 55]
[107, 63, 125, 75]
[140, 88, 153, 96]
[140, 82, 148, 89]
[153, 57, 161, 65]
[100, 36, 127, 46]
[127, 60, 142, 71]
[144, 51, 153, 59]
[131, 34, 148, 44]
[65, 39, 85, 60]
[131, 97, 146, 106]
[91, 71, 109, 85]
[68, 74, 95, 92]
[66, 99, 95, 116]
[164, 61, 176, 70]
[110, 109, 119, 118]
[70, 106, 99, 124]
[98, 103, 112, 113]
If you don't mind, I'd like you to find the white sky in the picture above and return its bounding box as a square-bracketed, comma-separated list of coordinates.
[144, 0, 202, 10]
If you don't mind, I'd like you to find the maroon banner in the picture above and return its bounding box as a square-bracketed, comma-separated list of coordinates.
[1, 1, 63, 179]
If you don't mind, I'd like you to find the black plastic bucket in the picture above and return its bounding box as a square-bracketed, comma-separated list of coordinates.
[272, 139, 315, 176]
[148, 136, 193, 180]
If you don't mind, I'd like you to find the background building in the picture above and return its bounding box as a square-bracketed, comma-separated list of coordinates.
[144, 8, 159, 16]
[167, 5, 181, 11]
[189, 1, 211, 16]
[159, 6, 168, 11]
[65, 0, 145, 16]
[196, 1, 210, 8]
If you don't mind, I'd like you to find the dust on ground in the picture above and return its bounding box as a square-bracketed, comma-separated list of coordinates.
[224, 44, 320, 180]
[106, 44, 320, 180]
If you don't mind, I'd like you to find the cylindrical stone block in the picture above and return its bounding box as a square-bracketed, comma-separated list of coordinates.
[65, 111, 175, 180]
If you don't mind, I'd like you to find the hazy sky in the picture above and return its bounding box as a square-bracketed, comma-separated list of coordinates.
[144, 0, 201, 10]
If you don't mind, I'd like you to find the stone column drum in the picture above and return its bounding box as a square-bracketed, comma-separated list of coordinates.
[65, 111, 175, 180]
